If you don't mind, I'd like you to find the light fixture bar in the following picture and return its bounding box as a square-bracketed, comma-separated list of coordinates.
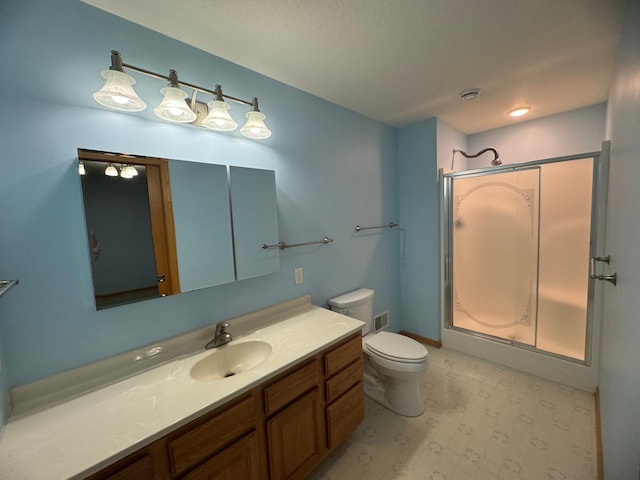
[120, 61, 254, 107]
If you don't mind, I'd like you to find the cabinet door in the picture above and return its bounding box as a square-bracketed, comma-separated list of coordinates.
[326, 382, 364, 449]
[267, 388, 325, 480]
[229, 166, 279, 280]
[182, 431, 263, 480]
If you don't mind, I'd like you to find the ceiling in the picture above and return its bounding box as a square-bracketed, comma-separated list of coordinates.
[81, 0, 624, 134]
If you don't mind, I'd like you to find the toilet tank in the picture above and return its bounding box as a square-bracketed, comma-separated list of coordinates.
[328, 288, 374, 335]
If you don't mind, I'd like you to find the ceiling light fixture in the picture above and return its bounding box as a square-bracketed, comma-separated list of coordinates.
[508, 106, 531, 117]
[93, 50, 271, 140]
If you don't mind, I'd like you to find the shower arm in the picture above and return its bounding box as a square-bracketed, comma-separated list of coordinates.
[451, 147, 501, 170]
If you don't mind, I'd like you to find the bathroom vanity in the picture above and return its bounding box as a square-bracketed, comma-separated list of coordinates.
[0, 297, 364, 479]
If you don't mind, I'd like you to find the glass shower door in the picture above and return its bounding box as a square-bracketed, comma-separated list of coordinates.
[450, 168, 540, 345]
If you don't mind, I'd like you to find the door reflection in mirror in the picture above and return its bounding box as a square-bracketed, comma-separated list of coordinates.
[78, 151, 180, 309]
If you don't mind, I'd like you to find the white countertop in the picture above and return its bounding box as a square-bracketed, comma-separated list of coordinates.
[0, 305, 363, 479]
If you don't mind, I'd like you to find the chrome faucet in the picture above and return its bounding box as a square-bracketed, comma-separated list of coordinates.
[205, 322, 233, 349]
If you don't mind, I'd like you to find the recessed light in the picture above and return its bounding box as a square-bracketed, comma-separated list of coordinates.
[508, 106, 531, 117]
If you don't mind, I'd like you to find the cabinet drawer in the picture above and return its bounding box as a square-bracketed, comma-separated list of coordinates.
[325, 359, 363, 404]
[326, 382, 364, 449]
[324, 334, 362, 378]
[182, 431, 263, 480]
[90, 453, 155, 480]
[264, 359, 320, 416]
[168, 395, 256, 477]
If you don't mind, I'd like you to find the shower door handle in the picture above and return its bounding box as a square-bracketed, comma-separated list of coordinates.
[590, 255, 617, 286]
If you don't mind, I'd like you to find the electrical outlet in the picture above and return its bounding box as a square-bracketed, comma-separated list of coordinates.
[294, 267, 304, 285]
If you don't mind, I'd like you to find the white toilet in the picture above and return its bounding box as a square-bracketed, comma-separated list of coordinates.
[328, 288, 428, 417]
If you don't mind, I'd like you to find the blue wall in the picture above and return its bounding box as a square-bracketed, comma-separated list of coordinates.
[600, 0, 640, 476]
[0, 0, 399, 388]
[398, 118, 440, 340]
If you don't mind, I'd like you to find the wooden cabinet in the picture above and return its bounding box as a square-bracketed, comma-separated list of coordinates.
[167, 395, 258, 478]
[323, 334, 365, 450]
[87, 333, 364, 480]
[181, 432, 261, 480]
[263, 359, 324, 480]
[86, 442, 169, 480]
[267, 388, 325, 480]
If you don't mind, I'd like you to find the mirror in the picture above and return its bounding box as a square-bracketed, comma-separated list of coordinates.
[78, 149, 279, 309]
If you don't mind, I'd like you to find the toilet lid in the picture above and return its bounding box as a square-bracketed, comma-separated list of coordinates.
[364, 332, 428, 363]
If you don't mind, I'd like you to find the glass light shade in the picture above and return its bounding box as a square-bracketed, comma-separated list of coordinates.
[104, 164, 118, 177]
[240, 111, 272, 139]
[154, 87, 197, 123]
[93, 70, 147, 112]
[120, 166, 133, 178]
[203, 100, 238, 131]
[78, 162, 86, 176]
[125, 165, 138, 177]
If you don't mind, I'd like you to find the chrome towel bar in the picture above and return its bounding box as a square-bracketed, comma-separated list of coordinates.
[354, 222, 398, 232]
[262, 236, 334, 250]
[0, 279, 19, 298]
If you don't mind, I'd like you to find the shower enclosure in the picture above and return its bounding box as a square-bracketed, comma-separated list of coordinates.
[443, 151, 606, 365]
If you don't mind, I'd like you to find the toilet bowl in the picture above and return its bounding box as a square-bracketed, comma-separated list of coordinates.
[328, 289, 428, 417]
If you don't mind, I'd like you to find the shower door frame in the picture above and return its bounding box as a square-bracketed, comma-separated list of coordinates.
[442, 149, 606, 366]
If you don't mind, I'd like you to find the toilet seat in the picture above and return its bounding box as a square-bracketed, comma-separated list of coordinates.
[364, 332, 428, 364]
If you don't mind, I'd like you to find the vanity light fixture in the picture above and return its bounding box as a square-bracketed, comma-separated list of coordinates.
[104, 163, 118, 177]
[203, 85, 238, 131]
[119, 165, 133, 179]
[124, 165, 138, 177]
[93, 50, 272, 139]
[154, 70, 198, 123]
[240, 98, 272, 139]
[93, 51, 147, 112]
[508, 106, 531, 117]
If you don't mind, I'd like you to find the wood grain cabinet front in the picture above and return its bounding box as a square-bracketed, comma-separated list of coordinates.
[180, 431, 262, 480]
[323, 333, 365, 451]
[167, 395, 258, 477]
[267, 388, 325, 480]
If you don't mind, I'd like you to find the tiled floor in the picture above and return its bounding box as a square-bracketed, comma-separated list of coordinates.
[310, 347, 597, 480]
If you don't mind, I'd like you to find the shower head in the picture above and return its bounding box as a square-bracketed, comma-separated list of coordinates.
[452, 147, 501, 169]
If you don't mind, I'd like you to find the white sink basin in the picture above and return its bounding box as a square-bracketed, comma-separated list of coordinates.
[190, 340, 272, 382]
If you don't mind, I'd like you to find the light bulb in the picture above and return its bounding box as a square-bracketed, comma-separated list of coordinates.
[508, 106, 531, 117]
